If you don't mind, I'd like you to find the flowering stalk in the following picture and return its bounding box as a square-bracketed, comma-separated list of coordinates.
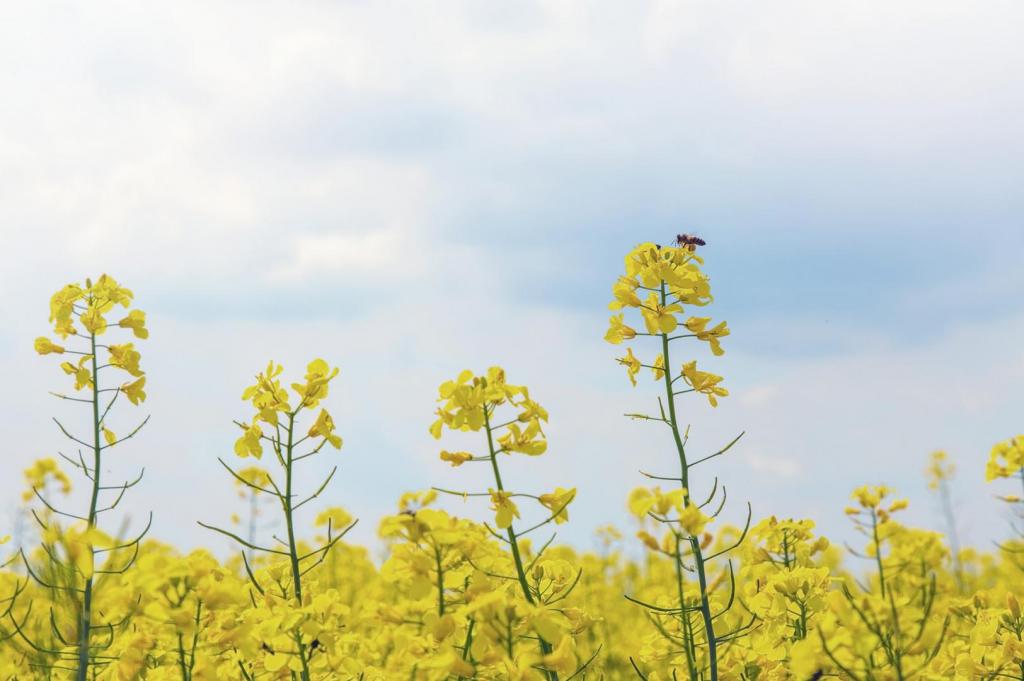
[431, 367, 587, 680]
[656, 281, 720, 677]
[926, 451, 964, 590]
[28, 275, 151, 680]
[482, 405, 538, 607]
[77, 328, 101, 679]
[606, 241, 747, 681]
[201, 359, 353, 681]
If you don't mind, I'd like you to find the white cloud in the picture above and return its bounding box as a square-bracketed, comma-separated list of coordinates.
[269, 230, 414, 282]
[738, 384, 778, 407]
[745, 452, 802, 479]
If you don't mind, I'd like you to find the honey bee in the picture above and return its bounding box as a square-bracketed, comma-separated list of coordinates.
[674, 233, 706, 251]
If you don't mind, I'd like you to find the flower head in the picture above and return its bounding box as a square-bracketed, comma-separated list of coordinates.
[538, 487, 576, 524]
[684, 317, 730, 356]
[680, 360, 728, 407]
[489, 489, 520, 529]
[617, 348, 641, 387]
[986, 436, 1024, 482]
[308, 408, 343, 449]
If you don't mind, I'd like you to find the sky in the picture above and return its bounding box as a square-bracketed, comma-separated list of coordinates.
[1, 1, 1022, 561]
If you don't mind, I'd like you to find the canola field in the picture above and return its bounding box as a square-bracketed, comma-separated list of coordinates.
[2, 240, 1022, 680]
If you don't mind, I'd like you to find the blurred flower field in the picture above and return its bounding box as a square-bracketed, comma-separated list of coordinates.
[2, 241, 1023, 681]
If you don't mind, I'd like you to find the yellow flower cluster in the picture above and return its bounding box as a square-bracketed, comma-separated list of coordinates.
[1, 255, 1022, 681]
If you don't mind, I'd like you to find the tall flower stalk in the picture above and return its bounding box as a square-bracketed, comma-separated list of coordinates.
[605, 241, 748, 681]
[926, 450, 964, 590]
[430, 367, 592, 680]
[27, 275, 151, 680]
[200, 359, 355, 680]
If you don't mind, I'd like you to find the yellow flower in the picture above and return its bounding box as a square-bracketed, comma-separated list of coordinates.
[61, 356, 93, 390]
[292, 358, 340, 409]
[22, 458, 72, 501]
[48, 283, 84, 337]
[651, 353, 665, 380]
[489, 489, 520, 529]
[608, 277, 642, 310]
[89, 274, 134, 308]
[429, 369, 497, 437]
[234, 466, 271, 491]
[604, 314, 637, 344]
[440, 450, 474, 467]
[398, 489, 437, 511]
[851, 485, 891, 509]
[628, 487, 686, 518]
[986, 436, 1024, 482]
[34, 337, 65, 355]
[498, 418, 547, 456]
[640, 292, 682, 334]
[888, 498, 909, 513]
[80, 304, 108, 335]
[516, 387, 549, 423]
[234, 422, 263, 459]
[542, 635, 577, 676]
[538, 487, 576, 524]
[680, 360, 728, 406]
[103, 427, 117, 446]
[121, 377, 147, 405]
[264, 652, 291, 672]
[108, 343, 144, 377]
[926, 449, 955, 490]
[677, 503, 711, 536]
[637, 530, 660, 551]
[117, 309, 149, 339]
[1009, 593, 1022, 619]
[683, 316, 730, 356]
[315, 507, 353, 530]
[307, 408, 343, 449]
[617, 348, 641, 386]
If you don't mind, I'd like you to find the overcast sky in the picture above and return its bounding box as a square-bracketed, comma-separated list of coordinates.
[1, 1, 1022, 559]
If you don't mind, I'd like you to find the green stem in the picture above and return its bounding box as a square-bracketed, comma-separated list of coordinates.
[659, 282, 718, 681]
[178, 632, 189, 681]
[482, 403, 558, 681]
[457, 617, 476, 681]
[483, 404, 533, 605]
[77, 329, 102, 681]
[434, 543, 445, 616]
[689, 536, 718, 678]
[189, 599, 202, 676]
[871, 509, 886, 598]
[283, 413, 310, 681]
[938, 479, 963, 591]
[674, 535, 698, 681]
[660, 300, 690, 498]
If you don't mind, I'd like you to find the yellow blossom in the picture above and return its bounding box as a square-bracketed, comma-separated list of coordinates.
[683, 316, 730, 356]
[121, 376, 147, 405]
[117, 309, 149, 339]
[440, 450, 474, 466]
[307, 408, 343, 449]
[108, 343, 144, 377]
[605, 313, 637, 344]
[489, 489, 520, 529]
[538, 487, 576, 524]
[680, 360, 728, 406]
[34, 337, 65, 355]
[617, 348, 641, 386]
[640, 292, 682, 334]
[986, 436, 1024, 481]
[234, 422, 263, 459]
